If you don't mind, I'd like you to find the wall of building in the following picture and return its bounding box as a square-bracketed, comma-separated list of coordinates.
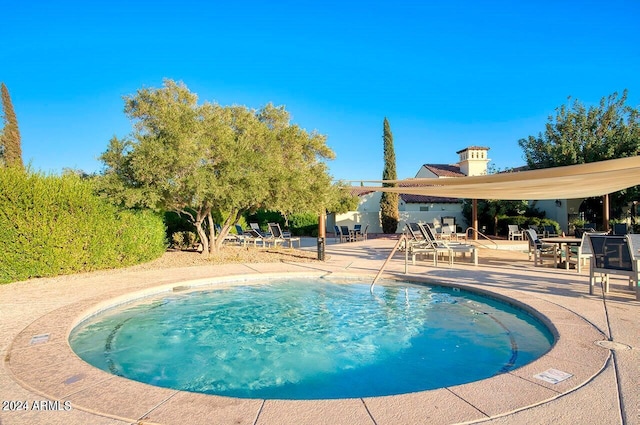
[530, 200, 569, 232]
[329, 189, 469, 234]
[330, 208, 468, 234]
[415, 168, 439, 178]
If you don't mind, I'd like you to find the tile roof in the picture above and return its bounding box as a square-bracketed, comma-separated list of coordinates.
[456, 146, 490, 154]
[348, 186, 375, 196]
[401, 194, 462, 203]
[419, 164, 465, 177]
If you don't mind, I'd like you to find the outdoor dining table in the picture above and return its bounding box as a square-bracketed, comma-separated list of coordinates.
[541, 236, 582, 269]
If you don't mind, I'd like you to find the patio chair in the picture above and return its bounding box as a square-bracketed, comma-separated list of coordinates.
[566, 231, 607, 273]
[508, 224, 523, 240]
[543, 225, 558, 238]
[524, 229, 558, 266]
[440, 224, 455, 241]
[354, 224, 368, 241]
[340, 225, 354, 242]
[334, 225, 347, 243]
[612, 223, 628, 235]
[585, 234, 640, 300]
[268, 222, 301, 248]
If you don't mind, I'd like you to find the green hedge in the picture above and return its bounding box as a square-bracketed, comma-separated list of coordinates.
[288, 213, 319, 236]
[0, 167, 166, 284]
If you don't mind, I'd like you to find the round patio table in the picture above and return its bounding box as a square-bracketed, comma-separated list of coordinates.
[541, 237, 582, 269]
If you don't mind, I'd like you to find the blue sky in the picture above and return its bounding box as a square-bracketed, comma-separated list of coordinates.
[2, 1, 639, 181]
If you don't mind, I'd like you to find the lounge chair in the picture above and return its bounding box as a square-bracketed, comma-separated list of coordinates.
[404, 223, 448, 265]
[508, 224, 523, 240]
[249, 222, 269, 238]
[419, 223, 478, 266]
[234, 224, 266, 247]
[268, 222, 301, 248]
[585, 234, 640, 300]
[404, 222, 426, 245]
[524, 229, 558, 266]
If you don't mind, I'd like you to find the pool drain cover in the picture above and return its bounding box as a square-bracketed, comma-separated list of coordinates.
[595, 340, 631, 351]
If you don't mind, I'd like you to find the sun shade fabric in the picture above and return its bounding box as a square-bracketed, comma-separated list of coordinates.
[358, 156, 640, 200]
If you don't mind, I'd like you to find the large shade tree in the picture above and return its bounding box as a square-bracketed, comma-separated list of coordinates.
[98, 79, 339, 254]
[518, 90, 640, 167]
[518, 90, 640, 222]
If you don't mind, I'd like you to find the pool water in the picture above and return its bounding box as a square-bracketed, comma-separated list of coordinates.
[69, 278, 553, 399]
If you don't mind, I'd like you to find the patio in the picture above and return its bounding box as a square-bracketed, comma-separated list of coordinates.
[0, 237, 637, 425]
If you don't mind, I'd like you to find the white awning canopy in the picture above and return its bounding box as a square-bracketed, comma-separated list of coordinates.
[358, 156, 640, 200]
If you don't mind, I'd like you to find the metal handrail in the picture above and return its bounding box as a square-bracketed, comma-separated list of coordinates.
[464, 227, 500, 250]
[371, 234, 408, 293]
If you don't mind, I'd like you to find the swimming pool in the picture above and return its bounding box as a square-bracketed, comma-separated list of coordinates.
[69, 277, 553, 400]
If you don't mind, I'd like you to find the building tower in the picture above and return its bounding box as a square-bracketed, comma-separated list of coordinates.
[457, 146, 490, 176]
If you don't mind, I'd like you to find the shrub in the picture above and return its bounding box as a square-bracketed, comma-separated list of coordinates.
[0, 167, 166, 284]
[245, 210, 284, 230]
[288, 213, 319, 236]
[171, 231, 197, 250]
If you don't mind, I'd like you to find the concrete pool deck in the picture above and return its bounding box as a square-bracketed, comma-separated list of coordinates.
[1, 238, 638, 425]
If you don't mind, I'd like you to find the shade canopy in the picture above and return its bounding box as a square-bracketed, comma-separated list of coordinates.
[358, 156, 640, 200]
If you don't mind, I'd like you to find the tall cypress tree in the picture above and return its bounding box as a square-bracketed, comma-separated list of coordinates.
[0, 83, 23, 168]
[380, 117, 399, 233]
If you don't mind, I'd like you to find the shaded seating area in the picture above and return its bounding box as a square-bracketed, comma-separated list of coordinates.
[524, 229, 559, 266]
[585, 234, 640, 300]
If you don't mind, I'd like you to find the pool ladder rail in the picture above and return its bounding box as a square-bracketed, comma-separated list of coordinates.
[371, 234, 409, 293]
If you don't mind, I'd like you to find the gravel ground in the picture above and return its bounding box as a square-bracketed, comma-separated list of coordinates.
[128, 246, 321, 270]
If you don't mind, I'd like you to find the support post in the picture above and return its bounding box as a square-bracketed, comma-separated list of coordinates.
[472, 199, 478, 241]
[317, 213, 326, 261]
[603, 194, 610, 232]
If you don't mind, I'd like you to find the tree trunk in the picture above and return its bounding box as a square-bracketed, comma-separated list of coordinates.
[194, 207, 211, 256]
[212, 208, 244, 252]
[207, 213, 217, 254]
